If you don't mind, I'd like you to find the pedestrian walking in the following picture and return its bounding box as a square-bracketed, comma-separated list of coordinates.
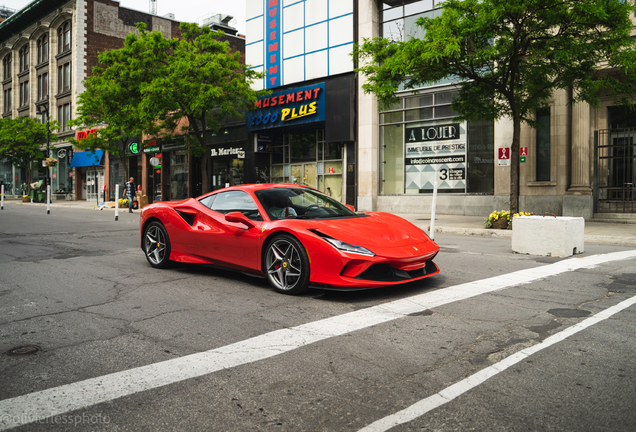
[124, 177, 136, 213]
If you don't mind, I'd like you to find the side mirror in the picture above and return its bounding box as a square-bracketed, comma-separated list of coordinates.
[345, 204, 355, 212]
[225, 211, 256, 228]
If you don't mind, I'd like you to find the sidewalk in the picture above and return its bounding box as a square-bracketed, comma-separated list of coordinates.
[3, 198, 636, 246]
[396, 213, 636, 246]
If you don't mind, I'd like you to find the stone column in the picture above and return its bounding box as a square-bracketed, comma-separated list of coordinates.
[357, 0, 379, 212]
[568, 99, 592, 194]
[564, 99, 593, 219]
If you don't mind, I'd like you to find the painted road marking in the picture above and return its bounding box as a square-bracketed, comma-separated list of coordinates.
[1, 250, 636, 430]
[358, 293, 636, 432]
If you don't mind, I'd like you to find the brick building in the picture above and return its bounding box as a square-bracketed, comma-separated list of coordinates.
[1, 0, 246, 205]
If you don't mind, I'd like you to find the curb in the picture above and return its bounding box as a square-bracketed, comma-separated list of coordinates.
[428, 225, 512, 238]
[429, 225, 636, 246]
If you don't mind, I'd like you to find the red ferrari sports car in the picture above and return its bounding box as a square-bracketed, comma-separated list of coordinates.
[139, 184, 440, 295]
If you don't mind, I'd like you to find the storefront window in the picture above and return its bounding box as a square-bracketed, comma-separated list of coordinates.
[109, 158, 123, 201]
[268, 129, 346, 201]
[212, 158, 244, 190]
[467, 119, 494, 193]
[0, 161, 14, 195]
[380, 124, 404, 194]
[52, 147, 73, 194]
[379, 88, 493, 195]
[170, 150, 189, 200]
[146, 153, 162, 201]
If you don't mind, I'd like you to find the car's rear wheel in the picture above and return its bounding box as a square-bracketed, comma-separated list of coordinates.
[144, 221, 171, 268]
[265, 234, 310, 295]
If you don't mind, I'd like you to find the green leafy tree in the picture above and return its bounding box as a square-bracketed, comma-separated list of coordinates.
[71, 22, 266, 196]
[0, 117, 58, 187]
[68, 24, 174, 182]
[140, 22, 266, 194]
[355, 0, 636, 213]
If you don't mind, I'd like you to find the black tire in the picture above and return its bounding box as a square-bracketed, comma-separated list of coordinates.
[143, 221, 172, 269]
[264, 234, 310, 295]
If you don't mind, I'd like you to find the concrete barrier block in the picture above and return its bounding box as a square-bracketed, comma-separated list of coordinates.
[512, 216, 584, 257]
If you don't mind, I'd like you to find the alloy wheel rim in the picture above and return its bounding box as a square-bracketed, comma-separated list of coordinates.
[145, 225, 166, 265]
[266, 239, 302, 291]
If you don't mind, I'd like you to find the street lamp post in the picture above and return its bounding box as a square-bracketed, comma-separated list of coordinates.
[36, 96, 51, 214]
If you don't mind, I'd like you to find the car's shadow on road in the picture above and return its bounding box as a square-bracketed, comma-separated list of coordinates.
[309, 274, 449, 305]
[163, 262, 448, 305]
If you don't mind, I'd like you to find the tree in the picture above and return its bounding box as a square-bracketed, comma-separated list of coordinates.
[0, 117, 58, 187]
[140, 22, 266, 195]
[355, 0, 636, 213]
[68, 24, 174, 183]
[71, 22, 266, 196]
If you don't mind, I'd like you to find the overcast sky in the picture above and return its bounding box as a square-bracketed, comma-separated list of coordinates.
[6, 0, 247, 34]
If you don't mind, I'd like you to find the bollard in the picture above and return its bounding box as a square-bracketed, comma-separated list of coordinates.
[115, 184, 119, 221]
[46, 185, 51, 215]
[1, 184, 4, 210]
[429, 180, 438, 241]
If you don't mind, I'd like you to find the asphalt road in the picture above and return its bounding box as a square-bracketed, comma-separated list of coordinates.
[0, 204, 635, 431]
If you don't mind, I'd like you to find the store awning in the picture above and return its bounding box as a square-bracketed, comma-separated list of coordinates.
[70, 150, 104, 167]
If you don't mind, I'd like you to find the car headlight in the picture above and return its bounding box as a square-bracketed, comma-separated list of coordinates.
[323, 238, 376, 256]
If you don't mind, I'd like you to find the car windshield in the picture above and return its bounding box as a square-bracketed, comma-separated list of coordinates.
[255, 187, 356, 220]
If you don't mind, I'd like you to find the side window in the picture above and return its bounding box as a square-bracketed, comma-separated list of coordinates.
[210, 191, 261, 220]
[198, 194, 216, 209]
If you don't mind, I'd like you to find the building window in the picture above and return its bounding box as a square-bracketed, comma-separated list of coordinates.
[381, 0, 440, 42]
[58, 62, 71, 93]
[58, 102, 71, 131]
[2, 54, 11, 81]
[37, 72, 48, 100]
[58, 22, 71, 54]
[19, 81, 29, 107]
[536, 107, 551, 181]
[18, 44, 29, 72]
[379, 88, 493, 194]
[37, 34, 49, 64]
[3, 88, 11, 112]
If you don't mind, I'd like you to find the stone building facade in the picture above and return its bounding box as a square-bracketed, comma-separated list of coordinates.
[354, 0, 634, 219]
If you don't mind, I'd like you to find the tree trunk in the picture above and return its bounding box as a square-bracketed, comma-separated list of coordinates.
[509, 114, 521, 214]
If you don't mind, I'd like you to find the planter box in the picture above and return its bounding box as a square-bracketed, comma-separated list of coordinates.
[512, 216, 584, 257]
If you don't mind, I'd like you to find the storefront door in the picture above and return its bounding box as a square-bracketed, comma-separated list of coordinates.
[212, 159, 245, 190]
[85, 169, 104, 202]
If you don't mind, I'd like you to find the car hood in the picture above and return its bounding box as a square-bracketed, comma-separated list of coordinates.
[306, 212, 431, 248]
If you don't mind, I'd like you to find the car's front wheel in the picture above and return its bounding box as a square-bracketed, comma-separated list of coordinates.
[265, 234, 310, 295]
[143, 221, 171, 268]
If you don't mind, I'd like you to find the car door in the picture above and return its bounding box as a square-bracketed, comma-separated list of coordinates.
[193, 190, 263, 271]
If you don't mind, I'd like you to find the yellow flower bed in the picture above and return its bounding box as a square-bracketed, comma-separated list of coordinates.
[485, 210, 535, 228]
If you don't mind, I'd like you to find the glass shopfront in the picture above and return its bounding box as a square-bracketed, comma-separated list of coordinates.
[0, 160, 16, 195]
[108, 157, 124, 201]
[169, 150, 188, 201]
[269, 129, 345, 202]
[380, 88, 494, 195]
[52, 146, 73, 196]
